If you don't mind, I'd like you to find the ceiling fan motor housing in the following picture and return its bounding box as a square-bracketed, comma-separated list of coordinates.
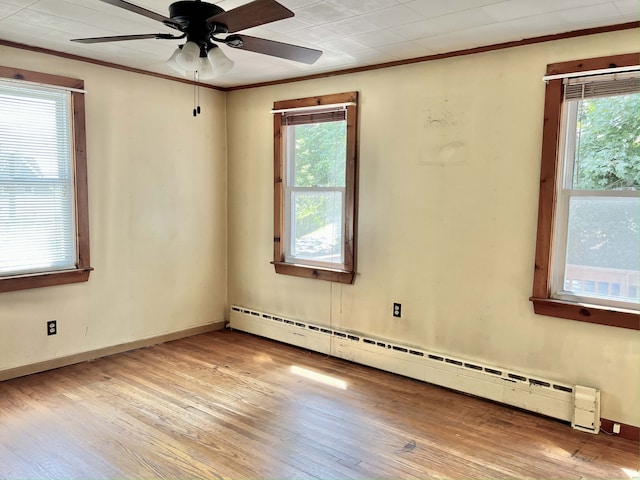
[168, 1, 226, 46]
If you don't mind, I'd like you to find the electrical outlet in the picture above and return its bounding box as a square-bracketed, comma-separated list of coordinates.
[47, 320, 57, 336]
[613, 423, 621, 434]
[393, 303, 402, 318]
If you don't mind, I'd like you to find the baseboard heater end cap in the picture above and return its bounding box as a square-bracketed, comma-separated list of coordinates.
[571, 385, 601, 434]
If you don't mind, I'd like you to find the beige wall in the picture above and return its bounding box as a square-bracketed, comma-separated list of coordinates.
[0, 46, 228, 370]
[226, 29, 640, 426]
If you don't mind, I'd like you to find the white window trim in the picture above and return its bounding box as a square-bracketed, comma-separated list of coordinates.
[549, 75, 639, 311]
[0, 82, 78, 276]
[283, 121, 346, 268]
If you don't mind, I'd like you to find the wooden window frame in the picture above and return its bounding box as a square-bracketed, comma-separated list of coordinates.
[0, 66, 92, 293]
[273, 92, 358, 284]
[530, 53, 639, 330]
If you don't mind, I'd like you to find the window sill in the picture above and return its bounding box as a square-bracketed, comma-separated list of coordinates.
[0, 268, 93, 293]
[272, 262, 355, 284]
[530, 297, 639, 330]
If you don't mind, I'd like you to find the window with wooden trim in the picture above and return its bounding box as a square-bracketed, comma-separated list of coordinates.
[531, 54, 639, 330]
[0, 67, 91, 293]
[273, 92, 358, 284]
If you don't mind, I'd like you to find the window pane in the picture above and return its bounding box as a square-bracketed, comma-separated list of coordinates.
[572, 93, 640, 190]
[0, 184, 75, 274]
[292, 120, 346, 187]
[0, 82, 76, 276]
[291, 191, 343, 264]
[564, 196, 640, 303]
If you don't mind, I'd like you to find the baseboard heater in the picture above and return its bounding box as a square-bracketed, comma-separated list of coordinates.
[230, 306, 600, 434]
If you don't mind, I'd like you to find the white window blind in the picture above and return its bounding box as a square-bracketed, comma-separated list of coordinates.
[0, 81, 77, 276]
[564, 71, 640, 100]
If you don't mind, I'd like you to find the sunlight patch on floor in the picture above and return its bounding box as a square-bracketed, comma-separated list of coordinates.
[290, 366, 347, 390]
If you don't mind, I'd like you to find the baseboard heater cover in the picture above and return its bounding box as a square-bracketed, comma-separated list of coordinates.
[230, 306, 600, 434]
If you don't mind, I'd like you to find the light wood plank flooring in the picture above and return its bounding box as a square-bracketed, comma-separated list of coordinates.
[0, 330, 637, 479]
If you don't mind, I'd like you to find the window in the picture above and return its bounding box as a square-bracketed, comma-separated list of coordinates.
[0, 67, 91, 293]
[531, 54, 639, 330]
[273, 92, 358, 284]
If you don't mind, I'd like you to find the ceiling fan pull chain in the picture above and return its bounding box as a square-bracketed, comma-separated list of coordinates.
[197, 72, 201, 115]
[192, 71, 202, 117]
[193, 71, 198, 117]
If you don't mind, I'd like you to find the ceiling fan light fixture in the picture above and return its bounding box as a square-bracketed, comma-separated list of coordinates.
[197, 56, 215, 79]
[207, 45, 234, 77]
[175, 40, 201, 71]
[166, 47, 188, 75]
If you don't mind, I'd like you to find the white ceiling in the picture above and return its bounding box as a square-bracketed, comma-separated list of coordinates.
[0, 0, 637, 88]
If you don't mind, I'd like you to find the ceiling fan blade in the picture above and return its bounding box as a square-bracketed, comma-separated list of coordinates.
[96, 0, 184, 30]
[71, 33, 177, 44]
[207, 0, 293, 33]
[226, 35, 322, 64]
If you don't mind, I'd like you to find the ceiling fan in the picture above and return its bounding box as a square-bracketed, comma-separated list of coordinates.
[71, 0, 323, 80]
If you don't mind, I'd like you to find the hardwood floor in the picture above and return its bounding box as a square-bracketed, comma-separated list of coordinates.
[0, 330, 637, 479]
